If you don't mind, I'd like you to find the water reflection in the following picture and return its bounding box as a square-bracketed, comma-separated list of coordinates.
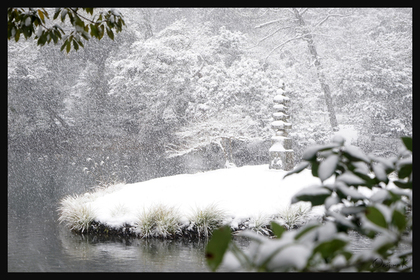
[58, 227, 209, 272]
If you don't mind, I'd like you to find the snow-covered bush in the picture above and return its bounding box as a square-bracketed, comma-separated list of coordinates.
[107, 20, 280, 158]
[206, 136, 412, 272]
[335, 30, 412, 138]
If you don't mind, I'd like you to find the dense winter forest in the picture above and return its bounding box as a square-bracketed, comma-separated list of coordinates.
[8, 8, 412, 174]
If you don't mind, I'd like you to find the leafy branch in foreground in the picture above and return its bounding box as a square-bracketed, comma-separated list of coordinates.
[206, 136, 412, 272]
[7, 7, 125, 53]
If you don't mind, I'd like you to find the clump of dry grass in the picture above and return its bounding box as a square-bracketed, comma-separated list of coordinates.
[248, 213, 272, 235]
[188, 203, 226, 238]
[134, 204, 181, 238]
[57, 194, 96, 233]
[276, 202, 311, 229]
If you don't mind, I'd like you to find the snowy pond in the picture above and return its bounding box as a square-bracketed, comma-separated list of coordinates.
[8, 150, 377, 272]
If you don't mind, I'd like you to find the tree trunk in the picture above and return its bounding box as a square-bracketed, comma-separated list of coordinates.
[292, 8, 339, 131]
[44, 104, 70, 130]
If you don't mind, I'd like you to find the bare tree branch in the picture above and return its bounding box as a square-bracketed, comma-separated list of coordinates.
[299, 8, 308, 16]
[313, 13, 351, 28]
[254, 18, 283, 29]
[264, 35, 303, 63]
[249, 25, 294, 49]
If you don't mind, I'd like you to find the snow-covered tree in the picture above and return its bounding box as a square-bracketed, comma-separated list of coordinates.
[334, 8, 412, 138]
[107, 19, 282, 157]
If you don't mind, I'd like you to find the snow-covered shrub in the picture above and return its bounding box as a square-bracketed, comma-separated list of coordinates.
[58, 194, 96, 233]
[206, 136, 412, 272]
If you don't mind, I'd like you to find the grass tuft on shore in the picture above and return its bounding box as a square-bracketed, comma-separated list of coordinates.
[188, 203, 226, 239]
[134, 204, 181, 238]
[276, 202, 311, 229]
[58, 194, 96, 233]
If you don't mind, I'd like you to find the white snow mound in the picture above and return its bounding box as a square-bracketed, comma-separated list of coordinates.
[84, 165, 330, 229]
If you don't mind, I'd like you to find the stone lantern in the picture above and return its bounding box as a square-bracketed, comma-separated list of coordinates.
[269, 88, 294, 170]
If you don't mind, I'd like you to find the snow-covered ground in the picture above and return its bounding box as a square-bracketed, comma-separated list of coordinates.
[64, 164, 338, 232]
[334, 124, 358, 145]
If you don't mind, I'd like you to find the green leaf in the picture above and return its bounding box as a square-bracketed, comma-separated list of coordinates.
[205, 226, 231, 272]
[14, 28, 21, 42]
[365, 206, 387, 229]
[318, 154, 340, 182]
[60, 40, 67, 52]
[397, 161, 412, 179]
[22, 26, 32, 39]
[270, 221, 285, 239]
[283, 161, 309, 179]
[53, 8, 61, 20]
[84, 8, 94, 15]
[37, 33, 47, 46]
[98, 24, 104, 39]
[336, 171, 366, 187]
[74, 16, 84, 28]
[77, 39, 84, 48]
[324, 194, 340, 210]
[302, 145, 320, 161]
[73, 39, 79, 51]
[313, 238, 348, 260]
[50, 32, 58, 44]
[294, 223, 320, 240]
[54, 30, 62, 40]
[311, 160, 320, 177]
[343, 145, 371, 163]
[391, 209, 406, 232]
[37, 9, 45, 23]
[392, 180, 412, 189]
[61, 9, 68, 22]
[106, 27, 114, 40]
[372, 163, 389, 184]
[335, 181, 366, 201]
[291, 186, 331, 206]
[90, 24, 99, 38]
[66, 40, 71, 53]
[401, 137, 412, 152]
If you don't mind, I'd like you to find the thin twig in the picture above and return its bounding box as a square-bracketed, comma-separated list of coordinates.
[249, 25, 294, 49]
[264, 35, 303, 63]
[69, 8, 96, 24]
[314, 13, 351, 28]
[254, 18, 283, 29]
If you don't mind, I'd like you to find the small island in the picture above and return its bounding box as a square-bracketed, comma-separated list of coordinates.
[58, 165, 340, 239]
